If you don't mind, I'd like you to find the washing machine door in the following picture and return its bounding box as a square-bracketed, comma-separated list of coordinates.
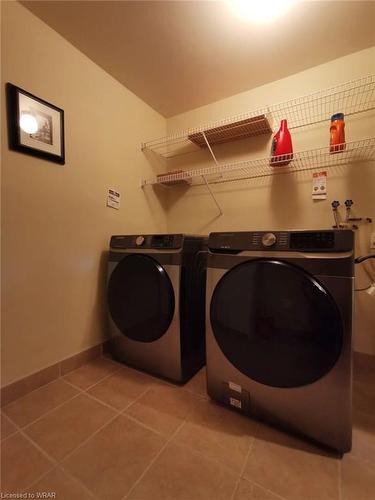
[210, 259, 343, 388]
[108, 254, 175, 342]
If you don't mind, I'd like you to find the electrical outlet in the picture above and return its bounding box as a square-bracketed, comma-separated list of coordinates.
[371, 232, 375, 250]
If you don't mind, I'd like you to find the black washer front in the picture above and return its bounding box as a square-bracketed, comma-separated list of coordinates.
[210, 259, 343, 388]
[108, 254, 175, 342]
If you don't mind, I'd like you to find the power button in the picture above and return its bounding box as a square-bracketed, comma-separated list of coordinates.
[135, 235, 145, 246]
[262, 233, 277, 247]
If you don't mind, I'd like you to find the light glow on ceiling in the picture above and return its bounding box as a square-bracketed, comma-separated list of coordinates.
[20, 113, 38, 134]
[228, 0, 297, 24]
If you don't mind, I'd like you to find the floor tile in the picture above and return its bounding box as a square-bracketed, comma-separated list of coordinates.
[63, 414, 165, 500]
[341, 455, 375, 500]
[174, 398, 257, 473]
[24, 393, 116, 461]
[243, 423, 340, 500]
[63, 357, 121, 390]
[351, 411, 375, 464]
[1, 433, 53, 493]
[87, 365, 154, 410]
[1, 412, 18, 440]
[25, 467, 95, 499]
[234, 478, 284, 500]
[3, 379, 79, 428]
[127, 441, 237, 500]
[183, 367, 208, 398]
[125, 383, 197, 437]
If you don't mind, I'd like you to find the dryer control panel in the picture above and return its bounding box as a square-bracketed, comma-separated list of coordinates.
[208, 230, 354, 253]
[110, 234, 184, 250]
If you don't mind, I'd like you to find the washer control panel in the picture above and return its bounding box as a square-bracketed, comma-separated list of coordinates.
[208, 230, 354, 253]
[110, 234, 184, 250]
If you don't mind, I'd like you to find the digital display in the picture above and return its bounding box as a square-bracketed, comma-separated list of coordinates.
[151, 235, 174, 248]
[290, 232, 335, 250]
[111, 236, 129, 248]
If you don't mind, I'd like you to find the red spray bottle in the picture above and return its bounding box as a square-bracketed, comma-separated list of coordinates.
[270, 119, 293, 166]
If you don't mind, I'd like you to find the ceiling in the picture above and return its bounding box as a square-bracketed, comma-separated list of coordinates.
[22, 1, 375, 117]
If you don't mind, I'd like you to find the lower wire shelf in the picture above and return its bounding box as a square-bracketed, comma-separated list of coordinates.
[141, 137, 375, 187]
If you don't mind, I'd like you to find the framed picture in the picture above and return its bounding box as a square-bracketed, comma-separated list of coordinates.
[6, 83, 65, 165]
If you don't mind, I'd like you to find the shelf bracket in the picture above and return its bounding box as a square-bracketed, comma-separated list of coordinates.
[201, 174, 223, 215]
[201, 131, 223, 215]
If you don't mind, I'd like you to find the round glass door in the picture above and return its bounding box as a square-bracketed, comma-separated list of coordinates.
[210, 259, 343, 388]
[108, 254, 175, 342]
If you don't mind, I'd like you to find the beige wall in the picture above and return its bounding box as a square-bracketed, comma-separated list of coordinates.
[166, 47, 375, 355]
[1, 2, 167, 386]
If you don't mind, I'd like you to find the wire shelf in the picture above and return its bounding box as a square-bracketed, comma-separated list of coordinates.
[141, 137, 375, 187]
[142, 75, 375, 158]
[188, 114, 273, 148]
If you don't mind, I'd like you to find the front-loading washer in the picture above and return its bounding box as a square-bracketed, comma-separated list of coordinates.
[206, 229, 354, 452]
[107, 233, 207, 382]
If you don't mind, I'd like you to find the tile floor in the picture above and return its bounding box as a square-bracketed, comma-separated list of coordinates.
[1, 356, 374, 500]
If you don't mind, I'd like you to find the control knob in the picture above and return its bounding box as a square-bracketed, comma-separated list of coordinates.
[135, 235, 145, 246]
[262, 232, 277, 247]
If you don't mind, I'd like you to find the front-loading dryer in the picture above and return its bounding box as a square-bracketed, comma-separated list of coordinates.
[107, 234, 207, 382]
[206, 230, 354, 452]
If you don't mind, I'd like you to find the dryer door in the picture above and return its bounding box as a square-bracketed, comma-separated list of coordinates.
[108, 254, 175, 342]
[210, 259, 343, 388]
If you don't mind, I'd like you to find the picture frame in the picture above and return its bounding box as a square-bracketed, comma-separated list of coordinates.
[6, 83, 65, 165]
